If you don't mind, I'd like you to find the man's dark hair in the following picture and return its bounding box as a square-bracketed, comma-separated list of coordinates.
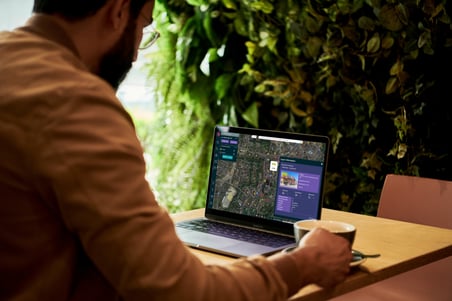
[33, 0, 150, 21]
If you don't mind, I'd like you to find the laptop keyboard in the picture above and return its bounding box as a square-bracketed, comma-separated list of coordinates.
[177, 219, 295, 247]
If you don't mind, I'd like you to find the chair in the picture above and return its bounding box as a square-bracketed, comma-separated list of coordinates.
[330, 174, 452, 301]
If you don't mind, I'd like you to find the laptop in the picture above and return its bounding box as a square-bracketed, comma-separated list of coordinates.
[175, 125, 330, 257]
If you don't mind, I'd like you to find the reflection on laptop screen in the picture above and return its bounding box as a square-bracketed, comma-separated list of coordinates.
[207, 126, 328, 224]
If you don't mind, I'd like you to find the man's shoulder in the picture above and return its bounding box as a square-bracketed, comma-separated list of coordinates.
[0, 28, 128, 127]
[0, 30, 115, 100]
[1, 28, 93, 79]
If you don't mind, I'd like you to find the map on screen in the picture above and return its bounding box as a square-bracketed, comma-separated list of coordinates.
[208, 130, 327, 223]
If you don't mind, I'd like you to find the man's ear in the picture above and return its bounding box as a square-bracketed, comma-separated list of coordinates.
[108, 0, 131, 30]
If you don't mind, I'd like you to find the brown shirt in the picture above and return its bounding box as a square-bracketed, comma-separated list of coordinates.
[0, 15, 291, 301]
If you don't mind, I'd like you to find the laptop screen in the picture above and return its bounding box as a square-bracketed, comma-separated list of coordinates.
[205, 126, 329, 233]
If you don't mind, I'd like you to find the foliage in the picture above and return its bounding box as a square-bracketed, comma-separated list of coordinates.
[144, 0, 452, 214]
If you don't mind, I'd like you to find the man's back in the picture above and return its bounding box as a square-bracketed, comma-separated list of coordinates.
[0, 22, 132, 300]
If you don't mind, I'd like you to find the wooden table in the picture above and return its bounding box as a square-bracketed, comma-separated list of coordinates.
[171, 208, 452, 301]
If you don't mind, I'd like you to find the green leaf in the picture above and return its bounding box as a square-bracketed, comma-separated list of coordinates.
[385, 77, 398, 94]
[233, 14, 248, 36]
[203, 10, 221, 46]
[215, 73, 234, 99]
[358, 16, 376, 31]
[242, 102, 259, 128]
[367, 33, 381, 53]
[186, 0, 208, 6]
[305, 36, 323, 58]
[221, 0, 238, 10]
[250, 0, 274, 14]
[378, 4, 405, 31]
[381, 34, 394, 49]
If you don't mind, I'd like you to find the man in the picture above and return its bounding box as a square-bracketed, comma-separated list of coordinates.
[0, 0, 352, 300]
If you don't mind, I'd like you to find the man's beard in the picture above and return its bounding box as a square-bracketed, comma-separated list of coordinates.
[97, 19, 136, 90]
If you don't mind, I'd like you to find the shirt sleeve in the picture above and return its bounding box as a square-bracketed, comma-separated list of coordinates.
[32, 78, 289, 301]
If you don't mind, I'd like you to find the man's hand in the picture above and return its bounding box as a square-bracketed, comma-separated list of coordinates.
[295, 227, 352, 288]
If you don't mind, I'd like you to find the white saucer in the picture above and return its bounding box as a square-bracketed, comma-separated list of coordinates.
[282, 247, 367, 267]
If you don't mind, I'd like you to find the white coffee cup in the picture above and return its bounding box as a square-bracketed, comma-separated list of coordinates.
[293, 219, 356, 245]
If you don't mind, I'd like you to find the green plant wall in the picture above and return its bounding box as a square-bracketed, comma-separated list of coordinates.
[143, 0, 452, 214]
